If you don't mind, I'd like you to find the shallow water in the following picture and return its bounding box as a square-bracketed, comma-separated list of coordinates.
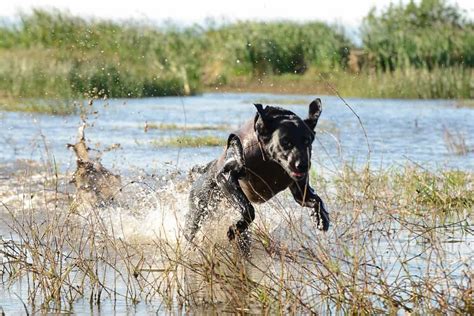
[1, 93, 473, 174]
[0, 93, 473, 314]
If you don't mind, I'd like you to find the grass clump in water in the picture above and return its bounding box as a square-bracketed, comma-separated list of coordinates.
[151, 135, 225, 147]
[0, 161, 472, 314]
[443, 127, 472, 156]
[145, 122, 230, 131]
[223, 67, 473, 99]
[0, 98, 77, 115]
[398, 169, 474, 212]
[327, 164, 474, 217]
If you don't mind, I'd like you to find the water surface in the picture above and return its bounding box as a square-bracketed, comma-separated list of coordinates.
[1, 93, 472, 173]
[0, 93, 473, 314]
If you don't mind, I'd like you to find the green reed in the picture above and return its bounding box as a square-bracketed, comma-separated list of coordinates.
[0, 3, 472, 103]
[362, 0, 474, 71]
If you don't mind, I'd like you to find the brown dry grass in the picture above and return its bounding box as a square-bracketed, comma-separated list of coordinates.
[0, 159, 472, 314]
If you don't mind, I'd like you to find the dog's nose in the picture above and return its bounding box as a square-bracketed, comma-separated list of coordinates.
[295, 160, 308, 172]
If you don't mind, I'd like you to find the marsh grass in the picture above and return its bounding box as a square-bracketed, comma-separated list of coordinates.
[362, 0, 474, 71]
[145, 122, 230, 131]
[329, 165, 474, 215]
[0, 10, 203, 99]
[0, 97, 77, 115]
[0, 159, 472, 314]
[1, 8, 472, 101]
[331, 68, 473, 99]
[151, 135, 225, 148]
[221, 67, 473, 99]
[443, 127, 472, 155]
[456, 99, 474, 108]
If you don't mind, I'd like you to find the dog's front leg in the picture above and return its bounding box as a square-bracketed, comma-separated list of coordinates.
[290, 179, 330, 231]
[215, 138, 255, 241]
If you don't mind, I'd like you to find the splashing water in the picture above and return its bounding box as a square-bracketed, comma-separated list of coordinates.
[72, 169, 287, 246]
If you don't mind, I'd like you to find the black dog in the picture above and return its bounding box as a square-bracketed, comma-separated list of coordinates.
[185, 98, 329, 246]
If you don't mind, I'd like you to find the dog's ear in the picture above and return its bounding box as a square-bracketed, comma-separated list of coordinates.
[304, 98, 322, 131]
[254, 103, 272, 141]
[254, 103, 266, 118]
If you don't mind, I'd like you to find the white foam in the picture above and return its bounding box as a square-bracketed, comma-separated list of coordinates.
[75, 175, 191, 243]
[74, 172, 310, 248]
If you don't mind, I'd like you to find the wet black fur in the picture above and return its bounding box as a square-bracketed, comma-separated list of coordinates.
[185, 99, 329, 249]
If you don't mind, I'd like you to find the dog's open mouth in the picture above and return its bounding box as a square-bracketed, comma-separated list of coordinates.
[290, 171, 306, 179]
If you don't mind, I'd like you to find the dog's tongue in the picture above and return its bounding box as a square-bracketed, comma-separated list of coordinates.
[291, 171, 305, 178]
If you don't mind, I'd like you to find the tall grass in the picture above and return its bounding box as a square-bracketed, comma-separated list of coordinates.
[0, 9, 204, 98]
[0, 10, 350, 99]
[362, 0, 474, 71]
[219, 67, 473, 99]
[0, 2, 473, 101]
[0, 160, 472, 314]
[205, 21, 350, 78]
[330, 67, 473, 99]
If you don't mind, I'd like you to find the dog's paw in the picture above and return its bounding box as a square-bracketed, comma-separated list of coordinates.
[238, 230, 252, 256]
[318, 210, 330, 231]
[312, 202, 330, 231]
[227, 227, 252, 256]
[227, 226, 236, 240]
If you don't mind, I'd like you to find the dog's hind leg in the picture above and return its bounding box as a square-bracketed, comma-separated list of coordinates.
[185, 167, 220, 242]
[215, 137, 255, 244]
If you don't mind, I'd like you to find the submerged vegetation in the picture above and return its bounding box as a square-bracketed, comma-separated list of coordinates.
[0, 97, 77, 115]
[0, 0, 472, 103]
[443, 127, 473, 155]
[0, 162, 472, 314]
[151, 135, 225, 147]
[145, 122, 230, 131]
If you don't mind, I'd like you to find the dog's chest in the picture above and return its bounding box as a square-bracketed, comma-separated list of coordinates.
[239, 159, 291, 203]
[226, 118, 293, 203]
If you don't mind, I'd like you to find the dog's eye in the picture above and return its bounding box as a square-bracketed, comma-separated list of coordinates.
[281, 139, 292, 148]
[303, 138, 311, 146]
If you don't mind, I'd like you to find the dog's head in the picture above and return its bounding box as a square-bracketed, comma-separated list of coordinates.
[254, 99, 322, 181]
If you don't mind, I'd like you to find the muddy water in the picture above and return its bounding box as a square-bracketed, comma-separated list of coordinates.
[0, 93, 473, 314]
